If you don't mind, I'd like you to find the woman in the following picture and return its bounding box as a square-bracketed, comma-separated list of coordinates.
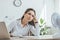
[8, 8, 40, 37]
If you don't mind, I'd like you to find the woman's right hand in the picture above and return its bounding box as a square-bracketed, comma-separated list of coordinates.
[10, 34, 14, 37]
[33, 16, 38, 23]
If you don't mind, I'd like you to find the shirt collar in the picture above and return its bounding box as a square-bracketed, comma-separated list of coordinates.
[17, 19, 28, 28]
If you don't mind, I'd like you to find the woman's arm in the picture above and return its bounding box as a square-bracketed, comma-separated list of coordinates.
[30, 23, 40, 36]
[8, 21, 15, 33]
[8, 20, 23, 37]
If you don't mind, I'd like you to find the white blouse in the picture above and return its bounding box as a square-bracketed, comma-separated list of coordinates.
[8, 19, 40, 37]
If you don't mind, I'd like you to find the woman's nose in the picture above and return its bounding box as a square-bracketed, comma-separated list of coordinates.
[30, 15, 33, 18]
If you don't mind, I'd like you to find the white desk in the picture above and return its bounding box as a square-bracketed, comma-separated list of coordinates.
[10, 35, 53, 40]
[11, 35, 53, 39]
[0, 35, 60, 40]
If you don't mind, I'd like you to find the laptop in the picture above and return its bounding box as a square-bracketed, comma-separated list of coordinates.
[0, 21, 10, 39]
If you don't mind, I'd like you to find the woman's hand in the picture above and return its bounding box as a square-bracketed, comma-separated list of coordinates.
[10, 34, 14, 37]
[33, 16, 38, 23]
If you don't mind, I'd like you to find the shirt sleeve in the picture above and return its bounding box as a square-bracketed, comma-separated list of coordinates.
[30, 23, 40, 36]
[10, 31, 23, 37]
[8, 21, 15, 33]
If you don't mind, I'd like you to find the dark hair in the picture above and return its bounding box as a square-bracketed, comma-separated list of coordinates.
[21, 8, 36, 28]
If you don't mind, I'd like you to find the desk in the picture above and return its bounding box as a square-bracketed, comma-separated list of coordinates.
[10, 35, 53, 40]
[11, 35, 53, 39]
[0, 35, 60, 40]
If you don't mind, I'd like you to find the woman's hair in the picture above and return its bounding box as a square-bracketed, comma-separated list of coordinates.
[21, 8, 37, 28]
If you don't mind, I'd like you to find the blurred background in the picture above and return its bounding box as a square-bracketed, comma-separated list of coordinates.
[0, 0, 60, 36]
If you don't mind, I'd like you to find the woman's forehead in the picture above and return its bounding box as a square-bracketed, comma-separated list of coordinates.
[27, 11, 35, 15]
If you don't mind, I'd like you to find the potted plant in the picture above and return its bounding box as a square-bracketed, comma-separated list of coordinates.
[40, 18, 51, 35]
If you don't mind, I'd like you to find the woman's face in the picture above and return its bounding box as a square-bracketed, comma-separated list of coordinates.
[24, 10, 35, 22]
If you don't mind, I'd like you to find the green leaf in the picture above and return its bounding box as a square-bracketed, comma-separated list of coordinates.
[40, 18, 44, 24]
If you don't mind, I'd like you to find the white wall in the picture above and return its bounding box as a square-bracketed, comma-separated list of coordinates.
[54, 0, 60, 14]
[0, 0, 58, 27]
[54, 0, 58, 12]
[44, 0, 55, 27]
[0, 0, 44, 25]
